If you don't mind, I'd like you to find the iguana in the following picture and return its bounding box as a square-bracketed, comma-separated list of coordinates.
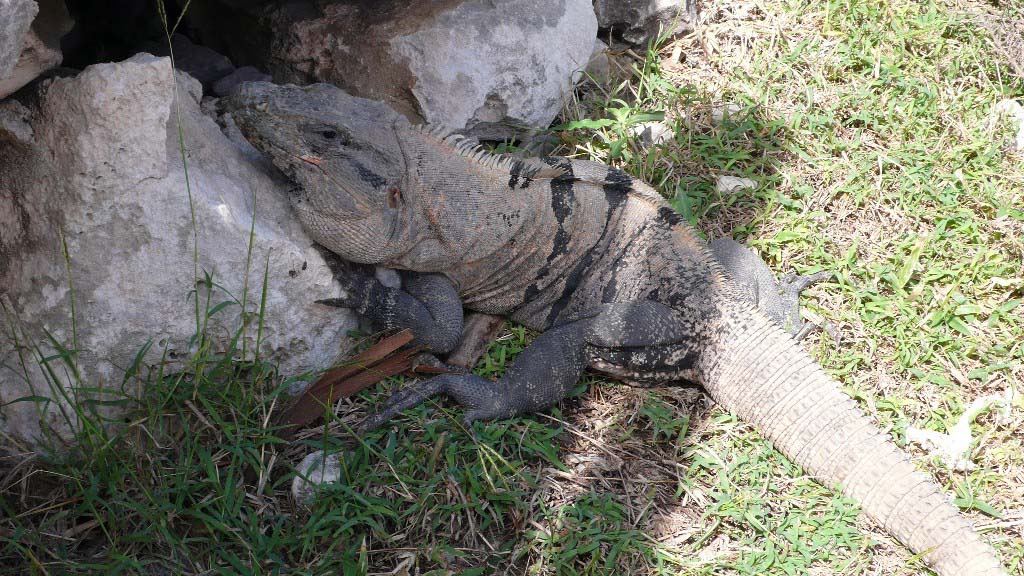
[224, 82, 1007, 576]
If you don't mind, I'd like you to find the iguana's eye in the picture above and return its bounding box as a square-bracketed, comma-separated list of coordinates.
[321, 130, 338, 140]
[387, 187, 401, 209]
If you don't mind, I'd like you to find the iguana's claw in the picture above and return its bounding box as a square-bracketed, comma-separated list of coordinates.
[358, 378, 447, 432]
[793, 322, 815, 342]
[315, 297, 359, 308]
[412, 353, 465, 374]
[313, 247, 379, 311]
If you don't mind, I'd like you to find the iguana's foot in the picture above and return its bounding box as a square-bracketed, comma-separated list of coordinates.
[313, 247, 378, 309]
[710, 238, 832, 340]
[778, 270, 833, 341]
[358, 373, 515, 431]
[313, 244, 464, 354]
[359, 321, 591, 432]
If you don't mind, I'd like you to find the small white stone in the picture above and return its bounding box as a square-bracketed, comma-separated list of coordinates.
[994, 99, 1024, 151]
[292, 450, 344, 504]
[715, 175, 757, 193]
[627, 121, 673, 147]
[711, 103, 743, 124]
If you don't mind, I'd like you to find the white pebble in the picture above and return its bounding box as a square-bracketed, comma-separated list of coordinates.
[715, 175, 758, 193]
[292, 450, 344, 504]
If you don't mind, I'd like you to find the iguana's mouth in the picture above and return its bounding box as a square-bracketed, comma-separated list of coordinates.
[279, 149, 378, 223]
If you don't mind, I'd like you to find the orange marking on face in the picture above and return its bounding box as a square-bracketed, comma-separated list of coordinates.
[424, 205, 457, 254]
[299, 154, 324, 167]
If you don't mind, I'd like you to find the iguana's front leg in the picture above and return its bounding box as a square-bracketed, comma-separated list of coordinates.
[360, 301, 689, 430]
[316, 250, 463, 353]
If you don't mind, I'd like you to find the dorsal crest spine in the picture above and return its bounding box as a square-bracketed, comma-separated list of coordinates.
[411, 123, 568, 182]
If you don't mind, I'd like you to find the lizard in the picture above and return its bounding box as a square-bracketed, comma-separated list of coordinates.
[223, 81, 1008, 576]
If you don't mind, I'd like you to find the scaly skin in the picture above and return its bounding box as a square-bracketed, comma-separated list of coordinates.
[225, 82, 1008, 576]
[710, 237, 832, 339]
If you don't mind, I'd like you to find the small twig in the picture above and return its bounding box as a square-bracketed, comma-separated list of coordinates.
[184, 400, 217, 432]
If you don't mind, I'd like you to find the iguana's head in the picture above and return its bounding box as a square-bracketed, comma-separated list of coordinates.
[225, 82, 414, 264]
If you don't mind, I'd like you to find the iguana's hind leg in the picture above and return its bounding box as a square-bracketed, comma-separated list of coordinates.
[709, 238, 831, 339]
[360, 321, 590, 430]
[360, 301, 692, 431]
[316, 248, 463, 353]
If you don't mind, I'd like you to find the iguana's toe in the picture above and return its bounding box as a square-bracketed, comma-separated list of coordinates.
[412, 353, 465, 374]
[315, 296, 360, 308]
[778, 270, 834, 341]
[358, 378, 448, 432]
[359, 373, 511, 432]
[780, 270, 833, 294]
[793, 321, 815, 341]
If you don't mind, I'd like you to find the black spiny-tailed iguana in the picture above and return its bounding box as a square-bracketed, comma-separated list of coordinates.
[224, 82, 1007, 576]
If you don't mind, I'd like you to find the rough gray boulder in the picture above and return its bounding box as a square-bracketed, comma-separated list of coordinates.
[151, 33, 237, 92]
[0, 54, 356, 448]
[594, 0, 697, 47]
[213, 65, 271, 98]
[0, 0, 38, 80]
[0, 0, 74, 98]
[264, 0, 597, 139]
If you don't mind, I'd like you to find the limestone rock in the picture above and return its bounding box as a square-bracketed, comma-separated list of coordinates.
[266, 0, 597, 139]
[0, 54, 356, 448]
[594, 0, 697, 47]
[0, 0, 74, 98]
[0, 0, 37, 79]
[0, 99, 34, 142]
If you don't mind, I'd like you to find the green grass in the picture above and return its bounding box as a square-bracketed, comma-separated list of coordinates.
[2, 0, 1023, 574]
